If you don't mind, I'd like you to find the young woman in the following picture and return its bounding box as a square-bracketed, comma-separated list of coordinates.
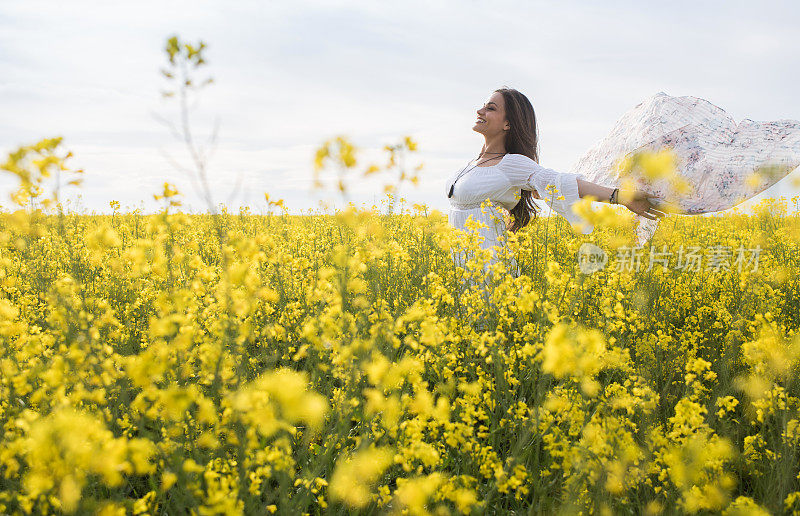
[446, 87, 665, 275]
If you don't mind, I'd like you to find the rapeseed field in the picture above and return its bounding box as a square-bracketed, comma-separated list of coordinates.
[2, 36, 800, 516]
[1, 142, 799, 514]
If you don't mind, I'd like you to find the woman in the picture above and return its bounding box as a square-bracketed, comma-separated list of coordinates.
[446, 87, 665, 277]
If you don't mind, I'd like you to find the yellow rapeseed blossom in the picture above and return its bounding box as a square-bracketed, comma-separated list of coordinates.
[329, 446, 394, 508]
[541, 323, 628, 388]
[19, 408, 156, 513]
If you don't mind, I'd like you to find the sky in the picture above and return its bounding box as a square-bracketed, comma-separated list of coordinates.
[1, 0, 799, 216]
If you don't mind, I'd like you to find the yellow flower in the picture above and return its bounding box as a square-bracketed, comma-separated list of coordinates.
[393, 472, 444, 514]
[329, 447, 394, 508]
[541, 323, 619, 383]
[639, 149, 678, 180]
[722, 496, 770, 515]
[162, 471, 178, 491]
[20, 408, 156, 513]
[745, 172, 762, 189]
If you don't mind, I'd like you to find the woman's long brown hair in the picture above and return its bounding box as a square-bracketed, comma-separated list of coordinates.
[496, 86, 541, 233]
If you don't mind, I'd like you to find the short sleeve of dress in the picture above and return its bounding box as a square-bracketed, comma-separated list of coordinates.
[500, 153, 594, 234]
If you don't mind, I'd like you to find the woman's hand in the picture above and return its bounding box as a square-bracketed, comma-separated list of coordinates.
[622, 189, 668, 220]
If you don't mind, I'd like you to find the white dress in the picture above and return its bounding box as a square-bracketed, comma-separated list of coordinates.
[446, 153, 593, 278]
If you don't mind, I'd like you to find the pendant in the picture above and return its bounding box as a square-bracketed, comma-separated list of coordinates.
[448, 184, 454, 198]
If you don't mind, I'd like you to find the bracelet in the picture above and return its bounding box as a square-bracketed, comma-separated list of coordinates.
[609, 187, 619, 204]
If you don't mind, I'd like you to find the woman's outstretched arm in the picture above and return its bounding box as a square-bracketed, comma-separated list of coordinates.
[576, 178, 615, 203]
[576, 177, 667, 220]
[499, 153, 665, 224]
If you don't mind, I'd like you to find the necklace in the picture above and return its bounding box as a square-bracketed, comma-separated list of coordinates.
[447, 153, 507, 198]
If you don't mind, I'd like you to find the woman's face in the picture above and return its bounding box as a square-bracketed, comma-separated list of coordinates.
[473, 91, 509, 136]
